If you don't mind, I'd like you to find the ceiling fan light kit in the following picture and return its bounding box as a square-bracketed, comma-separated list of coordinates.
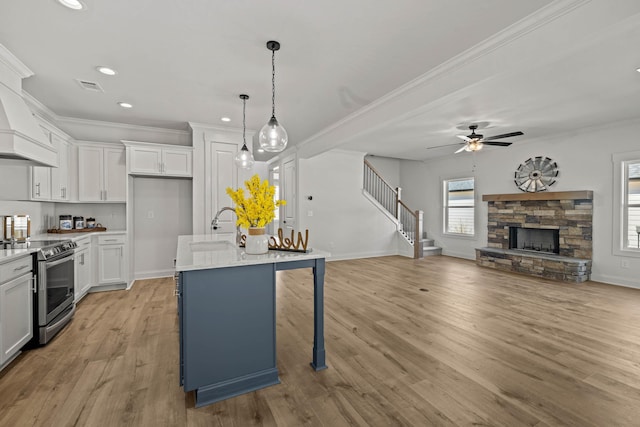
[259, 40, 288, 153]
[431, 123, 524, 154]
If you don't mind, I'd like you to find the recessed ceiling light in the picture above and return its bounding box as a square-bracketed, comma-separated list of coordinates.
[257, 148, 265, 153]
[221, 117, 231, 122]
[636, 67, 640, 73]
[118, 102, 133, 109]
[57, 0, 85, 10]
[96, 66, 117, 76]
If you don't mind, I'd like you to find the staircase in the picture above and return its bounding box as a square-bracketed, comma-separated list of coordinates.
[363, 159, 442, 259]
[420, 233, 443, 257]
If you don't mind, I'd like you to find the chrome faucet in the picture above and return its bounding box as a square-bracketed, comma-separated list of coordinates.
[211, 207, 242, 245]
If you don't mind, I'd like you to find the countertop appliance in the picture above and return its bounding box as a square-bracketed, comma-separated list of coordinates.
[3, 239, 77, 345]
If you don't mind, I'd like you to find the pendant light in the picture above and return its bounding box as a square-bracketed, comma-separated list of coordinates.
[259, 40, 288, 152]
[234, 94, 255, 169]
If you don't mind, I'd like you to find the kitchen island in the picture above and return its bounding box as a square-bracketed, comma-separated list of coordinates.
[174, 234, 330, 407]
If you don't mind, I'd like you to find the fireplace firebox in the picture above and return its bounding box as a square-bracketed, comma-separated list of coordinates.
[509, 227, 559, 254]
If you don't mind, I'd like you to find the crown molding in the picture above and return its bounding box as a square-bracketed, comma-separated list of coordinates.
[0, 43, 33, 79]
[188, 121, 244, 135]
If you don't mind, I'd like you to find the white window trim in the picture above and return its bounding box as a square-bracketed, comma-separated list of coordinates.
[612, 150, 640, 258]
[442, 176, 476, 238]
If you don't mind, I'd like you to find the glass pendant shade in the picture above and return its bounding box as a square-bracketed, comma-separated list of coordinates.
[260, 40, 288, 153]
[259, 116, 288, 152]
[235, 144, 255, 169]
[234, 94, 255, 169]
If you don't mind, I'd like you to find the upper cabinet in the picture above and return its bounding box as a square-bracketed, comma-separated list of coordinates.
[123, 141, 193, 178]
[31, 126, 70, 201]
[50, 135, 70, 201]
[78, 144, 126, 202]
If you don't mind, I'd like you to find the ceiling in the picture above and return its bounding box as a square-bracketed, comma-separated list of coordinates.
[1, 0, 639, 161]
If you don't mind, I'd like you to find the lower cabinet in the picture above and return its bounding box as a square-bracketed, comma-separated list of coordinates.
[0, 255, 34, 369]
[74, 244, 92, 302]
[97, 234, 127, 287]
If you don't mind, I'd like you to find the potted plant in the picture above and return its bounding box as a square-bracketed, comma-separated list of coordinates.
[226, 174, 286, 254]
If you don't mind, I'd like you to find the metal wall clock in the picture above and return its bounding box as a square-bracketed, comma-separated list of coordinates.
[514, 156, 559, 192]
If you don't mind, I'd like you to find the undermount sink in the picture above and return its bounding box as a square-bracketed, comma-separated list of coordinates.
[189, 240, 236, 252]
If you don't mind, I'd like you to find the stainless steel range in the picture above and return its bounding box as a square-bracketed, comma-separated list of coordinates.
[3, 239, 77, 345]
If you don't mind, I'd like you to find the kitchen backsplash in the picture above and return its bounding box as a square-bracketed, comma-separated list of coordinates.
[0, 200, 55, 234]
[0, 201, 126, 235]
[53, 204, 126, 231]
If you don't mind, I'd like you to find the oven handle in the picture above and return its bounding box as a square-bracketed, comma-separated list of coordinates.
[45, 255, 75, 269]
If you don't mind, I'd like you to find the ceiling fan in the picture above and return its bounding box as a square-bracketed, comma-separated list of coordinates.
[429, 124, 524, 154]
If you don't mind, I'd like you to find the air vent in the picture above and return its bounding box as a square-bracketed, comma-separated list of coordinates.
[75, 79, 104, 92]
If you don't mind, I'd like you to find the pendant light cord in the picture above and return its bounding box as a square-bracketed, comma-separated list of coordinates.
[243, 96, 247, 146]
[271, 48, 276, 118]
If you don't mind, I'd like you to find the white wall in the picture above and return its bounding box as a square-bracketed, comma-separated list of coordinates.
[400, 118, 640, 288]
[298, 150, 399, 260]
[132, 177, 192, 279]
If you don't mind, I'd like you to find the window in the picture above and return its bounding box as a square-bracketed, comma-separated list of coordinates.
[443, 177, 475, 236]
[613, 151, 640, 256]
[624, 161, 640, 249]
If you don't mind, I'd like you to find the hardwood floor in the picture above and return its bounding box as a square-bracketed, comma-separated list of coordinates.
[1, 255, 640, 426]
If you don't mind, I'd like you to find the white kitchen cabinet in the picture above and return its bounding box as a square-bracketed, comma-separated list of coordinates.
[50, 135, 70, 201]
[30, 126, 72, 202]
[0, 255, 33, 369]
[31, 166, 51, 200]
[31, 126, 52, 201]
[124, 141, 193, 177]
[97, 234, 127, 286]
[74, 237, 92, 302]
[78, 144, 126, 202]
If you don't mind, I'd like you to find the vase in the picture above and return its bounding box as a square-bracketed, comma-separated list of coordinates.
[245, 227, 269, 254]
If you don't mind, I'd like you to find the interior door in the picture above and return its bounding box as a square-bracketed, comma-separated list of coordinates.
[207, 142, 237, 239]
[282, 158, 296, 231]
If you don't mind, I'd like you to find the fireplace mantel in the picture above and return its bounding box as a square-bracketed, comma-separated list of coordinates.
[482, 190, 593, 202]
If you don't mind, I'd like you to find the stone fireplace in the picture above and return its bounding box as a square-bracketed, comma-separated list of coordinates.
[476, 191, 593, 283]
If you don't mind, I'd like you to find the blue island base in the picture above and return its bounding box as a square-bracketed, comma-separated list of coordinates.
[194, 368, 280, 408]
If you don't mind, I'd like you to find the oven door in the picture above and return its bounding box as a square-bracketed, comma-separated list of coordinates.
[38, 253, 75, 326]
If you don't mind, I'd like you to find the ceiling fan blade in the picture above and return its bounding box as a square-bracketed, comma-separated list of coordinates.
[454, 145, 468, 154]
[483, 131, 523, 141]
[456, 135, 472, 142]
[483, 141, 512, 147]
[426, 142, 464, 150]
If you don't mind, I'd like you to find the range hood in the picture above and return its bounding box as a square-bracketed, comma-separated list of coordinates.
[0, 44, 57, 167]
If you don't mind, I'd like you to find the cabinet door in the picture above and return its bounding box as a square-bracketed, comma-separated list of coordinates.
[207, 141, 237, 237]
[98, 244, 125, 285]
[50, 136, 69, 201]
[31, 166, 51, 200]
[130, 147, 161, 175]
[78, 146, 104, 201]
[104, 147, 126, 201]
[0, 273, 33, 365]
[74, 247, 92, 302]
[163, 149, 192, 177]
[282, 158, 297, 231]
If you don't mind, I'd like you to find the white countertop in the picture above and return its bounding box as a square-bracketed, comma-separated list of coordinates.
[0, 230, 127, 263]
[175, 234, 330, 272]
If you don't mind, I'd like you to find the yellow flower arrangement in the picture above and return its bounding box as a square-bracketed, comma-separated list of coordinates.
[226, 174, 286, 228]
